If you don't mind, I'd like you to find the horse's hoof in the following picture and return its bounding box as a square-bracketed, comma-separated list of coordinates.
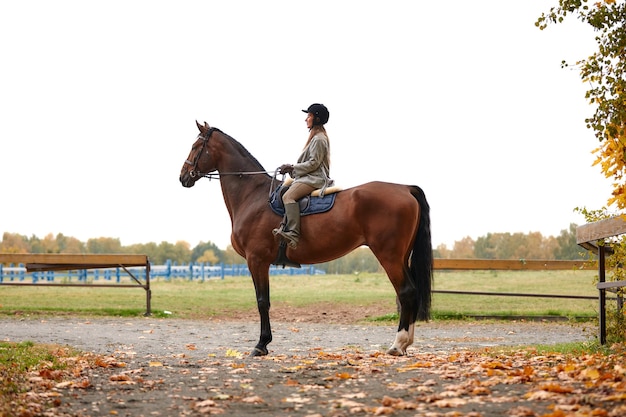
[386, 347, 405, 356]
[249, 347, 268, 357]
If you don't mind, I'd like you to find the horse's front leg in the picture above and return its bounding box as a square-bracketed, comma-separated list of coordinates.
[250, 270, 272, 357]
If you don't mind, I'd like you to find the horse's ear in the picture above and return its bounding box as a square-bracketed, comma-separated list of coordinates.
[196, 120, 204, 132]
[204, 121, 210, 129]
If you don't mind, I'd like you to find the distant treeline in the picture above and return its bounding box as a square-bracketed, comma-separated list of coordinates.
[1, 223, 586, 274]
[434, 223, 585, 261]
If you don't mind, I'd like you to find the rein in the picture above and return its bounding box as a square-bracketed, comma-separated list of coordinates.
[205, 170, 285, 202]
[201, 170, 277, 180]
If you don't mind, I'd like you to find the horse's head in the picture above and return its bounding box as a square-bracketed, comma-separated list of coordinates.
[179, 121, 217, 188]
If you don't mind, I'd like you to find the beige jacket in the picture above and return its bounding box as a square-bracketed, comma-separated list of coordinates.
[292, 132, 332, 193]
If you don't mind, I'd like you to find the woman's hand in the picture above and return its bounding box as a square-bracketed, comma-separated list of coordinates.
[278, 164, 294, 175]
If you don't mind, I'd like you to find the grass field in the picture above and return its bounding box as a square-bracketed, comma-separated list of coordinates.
[0, 269, 601, 321]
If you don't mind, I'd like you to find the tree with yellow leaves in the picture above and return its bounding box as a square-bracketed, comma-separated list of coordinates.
[537, 0, 626, 209]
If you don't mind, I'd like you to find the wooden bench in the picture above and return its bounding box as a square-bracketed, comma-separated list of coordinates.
[0, 254, 151, 316]
[577, 216, 626, 344]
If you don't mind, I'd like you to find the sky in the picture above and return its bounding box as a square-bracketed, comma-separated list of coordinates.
[0, 1, 614, 252]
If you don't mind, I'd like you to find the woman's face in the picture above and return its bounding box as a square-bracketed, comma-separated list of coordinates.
[305, 113, 314, 129]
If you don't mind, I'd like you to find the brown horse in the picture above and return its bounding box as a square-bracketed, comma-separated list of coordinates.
[179, 121, 433, 356]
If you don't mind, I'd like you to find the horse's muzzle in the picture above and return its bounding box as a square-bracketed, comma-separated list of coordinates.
[179, 173, 196, 188]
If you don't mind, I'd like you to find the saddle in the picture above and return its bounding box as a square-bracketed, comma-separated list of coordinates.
[270, 179, 341, 269]
[269, 178, 341, 217]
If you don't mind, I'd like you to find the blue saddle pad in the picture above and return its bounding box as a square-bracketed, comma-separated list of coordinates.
[269, 185, 337, 217]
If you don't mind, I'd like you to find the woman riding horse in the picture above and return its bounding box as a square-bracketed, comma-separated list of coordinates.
[273, 103, 333, 249]
[180, 121, 432, 356]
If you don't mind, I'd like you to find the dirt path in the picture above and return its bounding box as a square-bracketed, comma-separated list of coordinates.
[0, 317, 591, 357]
[1, 316, 601, 417]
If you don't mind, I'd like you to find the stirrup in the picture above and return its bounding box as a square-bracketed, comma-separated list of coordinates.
[273, 240, 301, 268]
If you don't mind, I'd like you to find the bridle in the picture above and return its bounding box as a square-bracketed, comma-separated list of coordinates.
[184, 127, 277, 181]
[184, 127, 215, 179]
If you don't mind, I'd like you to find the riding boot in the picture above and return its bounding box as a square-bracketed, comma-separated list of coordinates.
[275, 203, 301, 249]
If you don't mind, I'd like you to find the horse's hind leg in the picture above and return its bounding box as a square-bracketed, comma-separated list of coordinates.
[386, 267, 418, 356]
[389, 323, 415, 356]
[388, 285, 417, 355]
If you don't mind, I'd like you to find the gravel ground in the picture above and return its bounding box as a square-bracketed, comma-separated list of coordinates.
[0, 317, 593, 357]
[1, 317, 599, 417]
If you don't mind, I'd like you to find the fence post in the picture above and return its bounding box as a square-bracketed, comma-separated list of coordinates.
[599, 245, 607, 345]
[165, 259, 171, 281]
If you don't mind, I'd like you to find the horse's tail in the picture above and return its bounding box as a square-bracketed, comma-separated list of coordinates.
[409, 185, 433, 321]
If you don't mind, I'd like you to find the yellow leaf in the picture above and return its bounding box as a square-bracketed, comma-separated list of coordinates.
[397, 361, 433, 372]
[225, 349, 242, 358]
[539, 383, 574, 394]
[481, 361, 509, 370]
[580, 367, 601, 380]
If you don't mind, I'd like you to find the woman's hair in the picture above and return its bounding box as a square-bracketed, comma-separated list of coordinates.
[304, 125, 331, 166]
[305, 125, 327, 144]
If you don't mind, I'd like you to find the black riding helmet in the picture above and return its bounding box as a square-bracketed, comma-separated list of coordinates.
[302, 103, 329, 126]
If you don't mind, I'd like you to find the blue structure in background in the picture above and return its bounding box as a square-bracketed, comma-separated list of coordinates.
[0, 260, 325, 283]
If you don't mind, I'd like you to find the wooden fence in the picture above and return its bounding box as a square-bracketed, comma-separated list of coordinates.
[1, 258, 587, 283]
[0, 254, 152, 315]
[0, 256, 324, 315]
[577, 216, 626, 344]
[1, 255, 595, 316]
[432, 259, 596, 301]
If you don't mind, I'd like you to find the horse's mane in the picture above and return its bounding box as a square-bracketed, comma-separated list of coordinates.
[218, 129, 267, 173]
